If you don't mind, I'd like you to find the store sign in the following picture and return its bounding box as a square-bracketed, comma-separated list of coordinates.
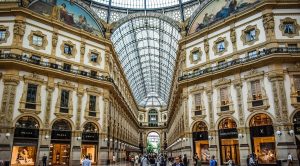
[250, 125, 274, 137]
[193, 131, 208, 141]
[14, 128, 39, 138]
[219, 128, 238, 138]
[51, 130, 71, 140]
[82, 132, 99, 141]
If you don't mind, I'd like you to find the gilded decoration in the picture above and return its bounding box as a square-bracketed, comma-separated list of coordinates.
[76, 87, 84, 130]
[0, 25, 10, 44]
[230, 28, 236, 50]
[19, 73, 45, 114]
[279, 17, 299, 38]
[88, 49, 102, 65]
[189, 47, 202, 64]
[233, 79, 245, 125]
[13, 20, 25, 45]
[55, 81, 75, 118]
[84, 87, 101, 121]
[212, 37, 228, 56]
[28, 30, 48, 50]
[289, 73, 300, 109]
[60, 40, 77, 58]
[244, 70, 269, 112]
[241, 25, 260, 46]
[52, 33, 58, 48]
[214, 78, 234, 116]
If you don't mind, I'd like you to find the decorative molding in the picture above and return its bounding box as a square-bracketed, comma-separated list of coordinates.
[241, 25, 260, 46]
[0, 25, 10, 44]
[230, 28, 236, 50]
[279, 17, 299, 38]
[189, 47, 202, 64]
[214, 78, 234, 115]
[60, 40, 77, 59]
[212, 37, 228, 56]
[88, 49, 102, 66]
[54, 81, 75, 118]
[263, 13, 275, 39]
[28, 30, 48, 50]
[52, 33, 58, 48]
[19, 73, 45, 114]
[13, 20, 26, 45]
[214, 77, 231, 87]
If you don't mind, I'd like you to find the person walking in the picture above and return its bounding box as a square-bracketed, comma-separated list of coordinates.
[42, 154, 47, 166]
[249, 154, 256, 166]
[135, 154, 140, 166]
[183, 154, 188, 166]
[287, 153, 293, 166]
[193, 154, 199, 166]
[141, 154, 150, 166]
[172, 157, 184, 166]
[82, 156, 91, 166]
[209, 155, 217, 166]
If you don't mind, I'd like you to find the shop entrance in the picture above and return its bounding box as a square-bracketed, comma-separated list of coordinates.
[192, 121, 209, 163]
[11, 116, 40, 166]
[81, 122, 99, 164]
[218, 118, 240, 165]
[250, 113, 276, 165]
[49, 119, 72, 166]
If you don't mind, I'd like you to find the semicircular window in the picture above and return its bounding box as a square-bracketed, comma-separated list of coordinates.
[111, 16, 180, 107]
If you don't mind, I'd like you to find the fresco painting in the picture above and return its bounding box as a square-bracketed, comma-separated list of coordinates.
[29, 0, 102, 37]
[193, 0, 260, 33]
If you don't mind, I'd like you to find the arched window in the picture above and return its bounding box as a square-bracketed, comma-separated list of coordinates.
[148, 109, 158, 127]
[83, 122, 98, 133]
[52, 119, 71, 131]
[192, 121, 208, 132]
[15, 116, 39, 129]
[250, 113, 272, 127]
[218, 118, 237, 129]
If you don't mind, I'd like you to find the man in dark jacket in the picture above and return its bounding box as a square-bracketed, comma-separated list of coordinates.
[183, 154, 188, 166]
[42, 154, 47, 166]
[172, 157, 184, 166]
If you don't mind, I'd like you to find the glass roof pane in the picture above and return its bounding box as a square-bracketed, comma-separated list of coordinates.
[111, 16, 180, 107]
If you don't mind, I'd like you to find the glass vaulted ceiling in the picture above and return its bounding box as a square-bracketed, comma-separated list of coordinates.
[111, 17, 180, 107]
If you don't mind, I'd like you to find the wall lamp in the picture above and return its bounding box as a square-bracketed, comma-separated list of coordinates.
[5, 133, 10, 139]
[104, 138, 108, 142]
[77, 137, 81, 141]
[288, 130, 294, 136]
[238, 134, 244, 139]
[208, 136, 213, 140]
[276, 130, 282, 136]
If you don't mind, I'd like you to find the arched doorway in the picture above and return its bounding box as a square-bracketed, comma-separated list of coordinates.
[11, 116, 40, 166]
[249, 113, 276, 165]
[148, 110, 158, 127]
[81, 122, 99, 164]
[147, 132, 160, 154]
[192, 121, 209, 163]
[218, 118, 240, 165]
[49, 119, 72, 166]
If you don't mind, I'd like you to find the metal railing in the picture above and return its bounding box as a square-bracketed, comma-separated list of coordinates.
[178, 47, 300, 81]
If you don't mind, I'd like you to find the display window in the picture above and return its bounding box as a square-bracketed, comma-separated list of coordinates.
[218, 118, 240, 165]
[81, 144, 97, 163]
[250, 113, 276, 165]
[49, 144, 70, 166]
[11, 146, 37, 166]
[194, 140, 209, 162]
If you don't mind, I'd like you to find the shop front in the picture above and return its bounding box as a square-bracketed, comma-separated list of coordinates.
[49, 119, 72, 166]
[250, 113, 276, 165]
[81, 122, 99, 165]
[11, 116, 40, 166]
[218, 118, 240, 165]
[192, 121, 209, 163]
[293, 111, 300, 166]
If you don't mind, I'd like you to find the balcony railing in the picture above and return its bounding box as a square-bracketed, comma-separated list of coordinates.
[178, 47, 300, 81]
[0, 53, 113, 82]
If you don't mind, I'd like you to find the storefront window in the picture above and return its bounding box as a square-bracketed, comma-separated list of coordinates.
[49, 144, 70, 166]
[218, 118, 240, 165]
[82, 122, 99, 164]
[81, 145, 97, 163]
[11, 116, 39, 166]
[250, 113, 276, 164]
[192, 121, 209, 163]
[11, 146, 37, 166]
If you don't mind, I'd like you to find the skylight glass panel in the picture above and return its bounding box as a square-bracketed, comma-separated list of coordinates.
[111, 0, 145, 8]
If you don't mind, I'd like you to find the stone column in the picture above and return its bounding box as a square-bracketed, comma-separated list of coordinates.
[75, 87, 84, 130]
[0, 72, 20, 162]
[70, 131, 82, 166]
[269, 73, 298, 165]
[99, 92, 110, 165]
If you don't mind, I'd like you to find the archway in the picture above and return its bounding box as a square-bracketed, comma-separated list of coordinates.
[218, 118, 240, 165]
[11, 116, 40, 166]
[293, 111, 300, 165]
[50, 119, 72, 166]
[249, 113, 276, 165]
[81, 122, 99, 164]
[192, 121, 209, 163]
[147, 132, 160, 154]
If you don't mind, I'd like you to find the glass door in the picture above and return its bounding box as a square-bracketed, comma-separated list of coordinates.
[49, 144, 70, 165]
[220, 139, 240, 165]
